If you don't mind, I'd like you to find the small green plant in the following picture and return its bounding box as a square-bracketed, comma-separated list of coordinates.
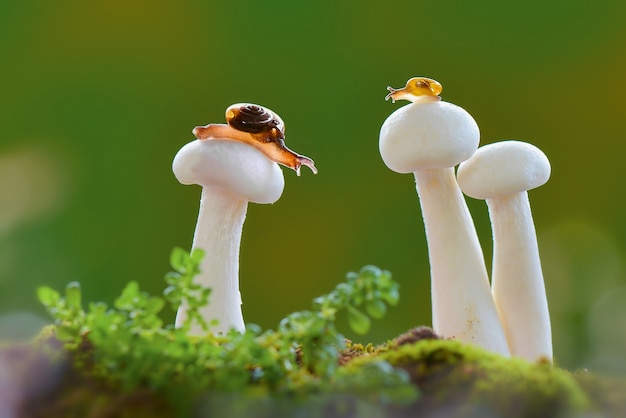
[37, 248, 415, 407]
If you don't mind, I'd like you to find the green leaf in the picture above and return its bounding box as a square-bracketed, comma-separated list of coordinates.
[163, 271, 180, 286]
[170, 247, 189, 271]
[189, 248, 205, 266]
[115, 281, 140, 310]
[382, 286, 400, 306]
[365, 299, 387, 319]
[347, 306, 371, 335]
[37, 286, 60, 307]
[88, 301, 108, 317]
[359, 265, 382, 279]
[65, 282, 82, 309]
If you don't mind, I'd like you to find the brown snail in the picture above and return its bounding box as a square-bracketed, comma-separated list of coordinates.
[385, 77, 443, 103]
[193, 103, 317, 175]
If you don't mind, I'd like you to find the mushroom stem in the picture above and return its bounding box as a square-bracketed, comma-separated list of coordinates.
[488, 192, 552, 362]
[415, 168, 511, 356]
[175, 186, 248, 334]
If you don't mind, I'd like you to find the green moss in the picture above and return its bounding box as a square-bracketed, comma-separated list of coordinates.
[360, 339, 590, 417]
[5, 249, 624, 417]
[6, 330, 626, 417]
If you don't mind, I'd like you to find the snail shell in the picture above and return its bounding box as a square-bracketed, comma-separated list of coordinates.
[226, 104, 285, 139]
[192, 103, 317, 176]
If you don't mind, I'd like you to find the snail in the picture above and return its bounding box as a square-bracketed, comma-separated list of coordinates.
[192, 103, 317, 175]
[385, 77, 443, 103]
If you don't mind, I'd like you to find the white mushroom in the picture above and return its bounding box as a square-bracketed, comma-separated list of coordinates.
[379, 77, 510, 356]
[457, 140, 552, 362]
[172, 139, 284, 334]
[173, 103, 316, 335]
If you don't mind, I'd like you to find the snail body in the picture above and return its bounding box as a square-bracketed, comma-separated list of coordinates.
[193, 103, 317, 175]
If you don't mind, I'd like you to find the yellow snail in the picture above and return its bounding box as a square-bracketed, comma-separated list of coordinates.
[193, 103, 317, 175]
[385, 77, 443, 103]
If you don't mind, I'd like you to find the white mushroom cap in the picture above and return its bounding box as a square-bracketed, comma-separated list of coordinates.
[457, 141, 551, 199]
[173, 139, 284, 204]
[379, 101, 480, 173]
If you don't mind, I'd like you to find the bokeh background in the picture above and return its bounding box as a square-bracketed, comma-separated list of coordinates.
[1, 1, 626, 374]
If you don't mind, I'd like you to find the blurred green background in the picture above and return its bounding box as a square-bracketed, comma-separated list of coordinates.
[1, 1, 625, 373]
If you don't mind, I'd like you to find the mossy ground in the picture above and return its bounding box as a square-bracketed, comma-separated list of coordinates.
[8, 259, 625, 417]
[2, 327, 625, 418]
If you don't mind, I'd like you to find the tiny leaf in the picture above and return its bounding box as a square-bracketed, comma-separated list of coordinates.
[382, 286, 400, 306]
[65, 282, 82, 309]
[189, 248, 205, 265]
[37, 286, 60, 307]
[347, 306, 371, 335]
[170, 247, 189, 271]
[365, 299, 387, 319]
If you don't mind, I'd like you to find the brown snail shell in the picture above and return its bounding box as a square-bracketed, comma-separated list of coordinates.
[193, 103, 317, 176]
[226, 104, 284, 137]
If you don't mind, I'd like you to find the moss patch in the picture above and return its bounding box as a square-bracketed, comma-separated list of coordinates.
[10, 253, 625, 417]
[361, 338, 589, 417]
[4, 332, 626, 417]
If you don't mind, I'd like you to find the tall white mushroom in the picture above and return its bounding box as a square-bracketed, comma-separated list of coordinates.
[379, 77, 510, 356]
[173, 103, 316, 335]
[457, 140, 552, 362]
[173, 140, 284, 334]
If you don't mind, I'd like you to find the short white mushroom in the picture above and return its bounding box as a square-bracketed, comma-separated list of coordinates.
[173, 103, 316, 335]
[379, 77, 510, 356]
[457, 140, 552, 362]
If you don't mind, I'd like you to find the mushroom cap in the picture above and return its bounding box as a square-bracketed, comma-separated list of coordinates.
[379, 101, 480, 173]
[457, 140, 551, 199]
[173, 139, 284, 204]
